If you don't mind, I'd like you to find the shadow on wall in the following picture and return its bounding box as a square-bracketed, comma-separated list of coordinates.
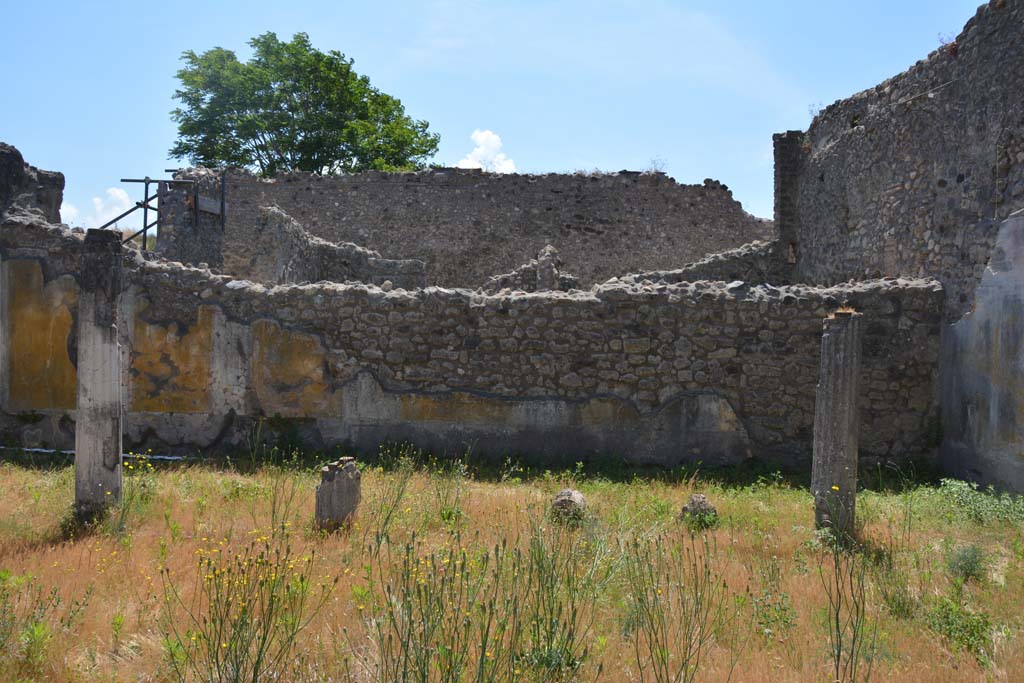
[324, 372, 752, 467]
[115, 374, 754, 468]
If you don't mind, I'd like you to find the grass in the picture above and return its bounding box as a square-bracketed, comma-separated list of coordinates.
[0, 451, 1021, 682]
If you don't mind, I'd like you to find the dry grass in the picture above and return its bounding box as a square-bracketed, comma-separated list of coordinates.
[0, 454, 1021, 682]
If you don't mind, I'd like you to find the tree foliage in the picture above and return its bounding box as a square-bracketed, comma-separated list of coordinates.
[170, 32, 439, 175]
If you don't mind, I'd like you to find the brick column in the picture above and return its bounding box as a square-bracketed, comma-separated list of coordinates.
[811, 310, 863, 536]
[75, 229, 123, 517]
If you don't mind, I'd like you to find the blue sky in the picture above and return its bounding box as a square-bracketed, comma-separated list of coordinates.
[2, 0, 980, 224]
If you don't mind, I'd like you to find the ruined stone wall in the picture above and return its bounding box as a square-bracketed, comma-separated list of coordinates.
[0, 142, 64, 224]
[783, 0, 1024, 318]
[111, 268, 948, 464]
[155, 168, 224, 270]
[211, 169, 772, 288]
[616, 241, 792, 287]
[1, 221, 942, 467]
[240, 206, 425, 288]
[481, 245, 579, 293]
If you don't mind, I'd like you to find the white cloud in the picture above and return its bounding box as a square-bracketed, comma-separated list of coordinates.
[60, 201, 79, 224]
[61, 187, 133, 228]
[456, 129, 516, 173]
[91, 188, 133, 227]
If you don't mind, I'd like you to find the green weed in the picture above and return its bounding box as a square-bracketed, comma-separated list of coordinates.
[160, 533, 337, 683]
[946, 545, 986, 583]
[938, 479, 1024, 524]
[0, 570, 92, 677]
[751, 554, 796, 641]
[925, 585, 994, 665]
[817, 530, 877, 683]
[622, 533, 738, 683]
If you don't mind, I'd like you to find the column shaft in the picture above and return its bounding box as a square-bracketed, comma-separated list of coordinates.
[811, 310, 863, 535]
[74, 229, 123, 516]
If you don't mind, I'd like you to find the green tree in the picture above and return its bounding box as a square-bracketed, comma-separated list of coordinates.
[169, 32, 439, 175]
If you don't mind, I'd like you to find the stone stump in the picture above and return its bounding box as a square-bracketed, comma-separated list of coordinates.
[811, 310, 863, 536]
[552, 488, 586, 521]
[316, 457, 361, 531]
[679, 493, 717, 520]
[74, 229, 123, 518]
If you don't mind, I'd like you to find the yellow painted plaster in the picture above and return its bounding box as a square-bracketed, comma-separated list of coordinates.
[252, 320, 341, 417]
[7, 260, 79, 410]
[579, 398, 640, 427]
[131, 304, 214, 413]
[399, 393, 514, 424]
